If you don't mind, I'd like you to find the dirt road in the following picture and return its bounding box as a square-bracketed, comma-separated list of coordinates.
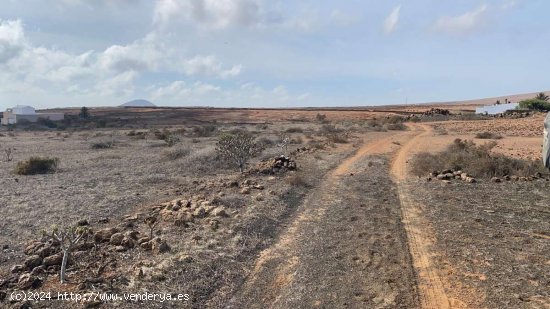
[230, 124, 465, 308]
[391, 124, 456, 309]
[229, 132, 419, 308]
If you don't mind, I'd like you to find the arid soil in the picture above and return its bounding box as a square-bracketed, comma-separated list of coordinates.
[1, 108, 549, 309]
[230, 136, 418, 308]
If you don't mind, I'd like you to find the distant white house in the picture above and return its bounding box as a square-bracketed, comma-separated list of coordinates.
[1, 105, 64, 125]
[475, 102, 519, 115]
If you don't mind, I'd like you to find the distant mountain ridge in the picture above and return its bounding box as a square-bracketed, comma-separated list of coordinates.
[120, 99, 156, 107]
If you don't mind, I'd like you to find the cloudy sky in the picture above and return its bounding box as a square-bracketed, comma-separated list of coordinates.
[0, 0, 549, 109]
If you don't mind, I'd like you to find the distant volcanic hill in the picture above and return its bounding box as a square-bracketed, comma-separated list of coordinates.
[119, 99, 156, 107]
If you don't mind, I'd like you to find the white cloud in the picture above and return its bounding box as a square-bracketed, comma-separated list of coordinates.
[433, 5, 488, 35]
[0, 19, 26, 63]
[384, 5, 401, 34]
[183, 55, 242, 78]
[151, 80, 220, 101]
[99, 32, 166, 73]
[153, 0, 261, 29]
[0, 19, 244, 105]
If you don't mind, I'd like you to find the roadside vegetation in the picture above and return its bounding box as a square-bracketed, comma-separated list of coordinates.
[518, 92, 550, 111]
[410, 139, 545, 178]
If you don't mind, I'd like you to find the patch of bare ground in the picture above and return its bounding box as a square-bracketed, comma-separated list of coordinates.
[409, 179, 550, 308]
[436, 115, 545, 137]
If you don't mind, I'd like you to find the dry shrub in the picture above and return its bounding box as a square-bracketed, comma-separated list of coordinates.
[192, 124, 218, 137]
[384, 123, 407, 131]
[90, 140, 114, 149]
[289, 136, 303, 144]
[410, 139, 545, 178]
[163, 147, 191, 160]
[307, 139, 326, 150]
[475, 132, 503, 139]
[287, 174, 309, 187]
[317, 124, 349, 143]
[15, 157, 59, 175]
[285, 127, 303, 133]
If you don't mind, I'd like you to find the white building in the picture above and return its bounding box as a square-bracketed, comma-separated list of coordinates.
[1, 105, 64, 125]
[475, 103, 519, 115]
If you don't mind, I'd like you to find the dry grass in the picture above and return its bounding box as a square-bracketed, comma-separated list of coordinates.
[15, 157, 59, 175]
[475, 131, 503, 139]
[410, 139, 545, 178]
[162, 147, 191, 160]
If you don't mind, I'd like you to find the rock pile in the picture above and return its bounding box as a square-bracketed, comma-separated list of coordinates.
[495, 111, 531, 119]
[490, 173, 548, 182]
[423, 108, 450, 116]
[254, 155, 297, 174]
[427, 170, 548, 183]
[427, 169, 476, 183]
[157, 197, 231, 230]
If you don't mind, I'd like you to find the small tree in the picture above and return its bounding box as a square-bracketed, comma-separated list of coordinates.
[3, 147, 15, 162]
[42, 225, 88, 283]
[79, 107, 90, 119]
[216, 132, 261, 173]
[277, 133, 290, 155]
[518, 99, 550, 111]
[144, 216, 159, 240]
[536, 92, 549, 102]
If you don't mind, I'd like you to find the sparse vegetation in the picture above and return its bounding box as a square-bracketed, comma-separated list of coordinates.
[216, 132, 262, 173]
[3, 146, 15, 162]
[316, 113, 328, 123]
[277, 133, 290, 153]
[79, 106, 90, 119]
[475, 132, 503, 139]
[144, 216, 159, 240]
[287, 173, 309, 187]
[518, 98, 550, 111]
[192, 124, 218, 137]
[15, 157, 59, 175]
[410, 139, 544, 178]
[535, 92, 549, 101]
[90, 140, 114, 149]
[164, 134, 181, 147]
[385, 123, 407, 131]
[318, 124, 349, 143]
[162, 147, 190, 160]
[285, 127, 304, 133]
[42, 224, 88, 283]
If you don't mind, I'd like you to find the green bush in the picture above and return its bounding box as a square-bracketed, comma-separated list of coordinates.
[15, 157, 59, 175]
[518, 99, 550, 111]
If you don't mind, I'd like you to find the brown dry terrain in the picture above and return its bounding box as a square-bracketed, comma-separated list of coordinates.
[0, 105, 549, 309]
